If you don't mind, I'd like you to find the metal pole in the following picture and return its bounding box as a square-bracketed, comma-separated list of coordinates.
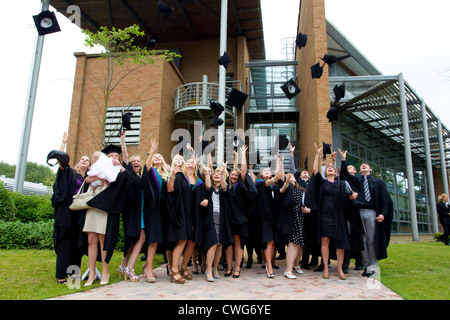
[14, 0, 50, 193]
[437, 118, 449, 195]
[217, 0, 228, 165]
[420, 99, 439, 234]
[398, 73, 419, 241]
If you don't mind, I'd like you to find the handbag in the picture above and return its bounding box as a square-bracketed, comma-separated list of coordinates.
[69, 180, 96, 211]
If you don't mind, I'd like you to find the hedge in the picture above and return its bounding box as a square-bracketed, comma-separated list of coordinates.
[0, 220, 54, 249]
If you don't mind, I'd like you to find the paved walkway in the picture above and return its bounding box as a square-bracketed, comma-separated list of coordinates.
[51, 261, 402, 301]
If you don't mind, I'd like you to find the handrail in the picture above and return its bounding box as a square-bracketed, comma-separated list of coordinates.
[174, 80, 243, 111]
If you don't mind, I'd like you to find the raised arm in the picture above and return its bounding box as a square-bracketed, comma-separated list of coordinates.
[240, 145, 248, 183]
[59, 131, 68, 152]
[120, 131, 129, 165]
[289, 143, 296, 174]
[145, 138, 158, 169]
[313, 142, 322, 175]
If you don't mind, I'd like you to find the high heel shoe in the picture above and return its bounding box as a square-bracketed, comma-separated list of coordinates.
[118, 265, 126, 279]
[170, 271, 186, 284]
[205, 271, 214, 282]
[179, 267, 193, 280]
[100, 273, 110, 285]
[124, 267, 139, 282]
[143, 265, 156, 283]
[224, 267, 233, 277]
[232, 269, 241, 278]
[265, 264, 275, 278]
[84, 277, 96, 287]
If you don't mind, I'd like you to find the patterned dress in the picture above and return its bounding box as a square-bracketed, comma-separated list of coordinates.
[288, 187, 305, 246]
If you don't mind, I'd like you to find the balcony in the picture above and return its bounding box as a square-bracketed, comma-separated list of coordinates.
[174, 76, 242, 127]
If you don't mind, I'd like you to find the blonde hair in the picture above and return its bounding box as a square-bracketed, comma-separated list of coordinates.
[129, 154, 143, 177]
[152, 153, 170, 180]
[74, 155, 90, 176]
[170, 154, 185, 177]
[438, 193, 448, 203]
[183, 158, 198, 180]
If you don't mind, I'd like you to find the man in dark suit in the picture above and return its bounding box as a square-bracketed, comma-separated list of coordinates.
[339, 149, 393, 278]
[437, 194, 450, 245]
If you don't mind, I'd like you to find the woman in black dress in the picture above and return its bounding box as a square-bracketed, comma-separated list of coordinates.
[308, 142, 357, 280]
[50, 132, 90, 284]
[118, 131, 146, 282]
[141, 138, 170, 282]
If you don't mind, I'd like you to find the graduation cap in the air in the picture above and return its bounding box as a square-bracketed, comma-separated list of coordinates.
[295, 32, 307, 50]
[281, 79, 301, 99]
[158, 1, 175, 16]
[46, 150, 70, 168]
[311, 62, 324, 79]
[145, 36, 157, 49]
[322, 142, 332, 159]
[226, 88, 248, 109]
[209, 101, 224, 117]
[102, 144, 122, 155]
[218, 52, 231, 70]
[279, 135, 290, 150]
[33, 10, 61, 36]
[122, 112, 133, 130]
[326, 106, 339, 122]
[333, 84, 346, 103]
[320, 54, 351, 67]
[212, 116, 224, 128]
[233, 136, 245, 151]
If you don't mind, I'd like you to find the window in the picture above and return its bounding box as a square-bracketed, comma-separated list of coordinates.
[104, 106, 141, 145]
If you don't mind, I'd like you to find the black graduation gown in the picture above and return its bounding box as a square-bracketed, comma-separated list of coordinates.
[51, 166, 88, 257]
[308, 172, 352, 251]
[141, 166, 164, 245]
[166, 172, 193, 247]
[190, 178, 207, 246]
[223, 174, 259, 246]
[201, 188, 233, 254]
[255, 179, 283, 247]
[86, 169, 132, 263]
[340, 161, 393, 260]
[122, 162, 143, 255]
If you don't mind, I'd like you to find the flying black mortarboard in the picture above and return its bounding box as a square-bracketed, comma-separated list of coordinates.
[295, 32, 307, 50]
[33, 10, 61, 36]
[218, 52, 231, 69]
[281, 79, 301, 99]
[226, 88, 248, 109]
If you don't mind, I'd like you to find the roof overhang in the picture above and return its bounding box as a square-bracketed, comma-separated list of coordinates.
[49, 0, 265, 59]
[330, 75, 450, 169]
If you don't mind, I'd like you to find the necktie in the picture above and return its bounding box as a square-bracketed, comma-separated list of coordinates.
[363, 176, 371, 202]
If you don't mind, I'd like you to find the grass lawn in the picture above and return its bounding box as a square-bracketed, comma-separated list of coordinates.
[0, 249, 165, 300]
[0, 241, 448, 300]
[379, 241, 450, 300]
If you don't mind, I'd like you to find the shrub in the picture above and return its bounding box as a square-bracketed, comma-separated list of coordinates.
[0, 220, 54, 249]
[0, 181, 16, 221]
[9, 192, 53, 223]
[434, 232, 449, 243]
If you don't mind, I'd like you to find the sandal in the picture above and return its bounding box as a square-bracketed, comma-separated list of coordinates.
[170, 271, 186, 284]
[180, 267, 193, 280]
[124, 267, 139, 282]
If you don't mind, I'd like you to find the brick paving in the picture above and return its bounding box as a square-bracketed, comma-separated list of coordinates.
[51, 261, 402, 301]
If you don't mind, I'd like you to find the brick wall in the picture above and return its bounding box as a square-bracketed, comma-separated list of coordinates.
[296, 0, 331, 173]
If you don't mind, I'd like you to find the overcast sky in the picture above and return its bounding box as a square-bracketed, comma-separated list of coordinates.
[2, 0, 450, 168]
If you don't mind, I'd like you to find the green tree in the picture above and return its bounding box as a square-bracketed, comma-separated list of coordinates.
[0, 161, 55, 187]
[81, 24, 181, 148]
